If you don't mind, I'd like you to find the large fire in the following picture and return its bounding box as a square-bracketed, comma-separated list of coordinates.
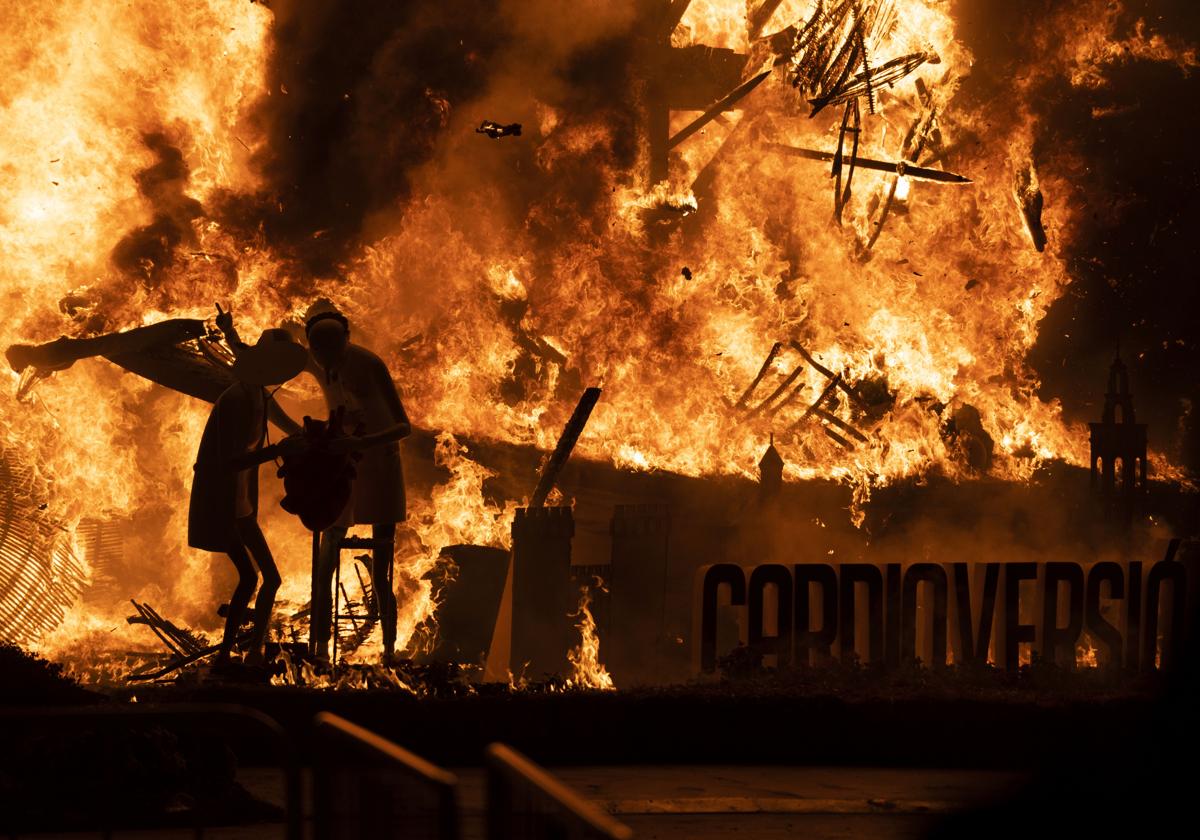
[0, 1, 1190, 671]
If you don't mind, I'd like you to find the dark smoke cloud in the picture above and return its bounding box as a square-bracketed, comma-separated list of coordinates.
[211, 0, 511, 274]
[109, 133, 202, 286]
[211, 0, 646, 280]
[952, 0, 1200, 474]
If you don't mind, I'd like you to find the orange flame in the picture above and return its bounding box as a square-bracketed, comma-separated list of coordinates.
[566, 581, 614, 691]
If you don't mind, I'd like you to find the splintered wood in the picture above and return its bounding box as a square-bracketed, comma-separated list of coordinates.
[777, 0, 929, 117]
[736, 342, 868, 450]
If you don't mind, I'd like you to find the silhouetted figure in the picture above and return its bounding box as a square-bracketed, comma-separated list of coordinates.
[221, 301, 412, 661]
[305, 302, 411, 660]
[190, 321, 308, 667]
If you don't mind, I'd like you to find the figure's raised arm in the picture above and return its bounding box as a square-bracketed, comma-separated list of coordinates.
[214, 303, 247, 355]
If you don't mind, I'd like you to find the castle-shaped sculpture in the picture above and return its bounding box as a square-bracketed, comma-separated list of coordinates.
[1088, 354, 1147, 522]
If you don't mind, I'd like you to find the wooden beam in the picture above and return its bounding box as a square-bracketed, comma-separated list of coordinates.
[529, 387, 602, 507]
[667, 69, 772, 150]
[748, 0, 787, 39]
[744, 363, 805, 420]
[790, 341, 869, 409]
[661, 0, 693, 39]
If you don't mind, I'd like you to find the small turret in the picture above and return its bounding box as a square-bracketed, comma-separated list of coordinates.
[758, 434, 784, 501]
[1088, 352, 1147, 524]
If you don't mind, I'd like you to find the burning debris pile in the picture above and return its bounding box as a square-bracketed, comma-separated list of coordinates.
[0, 0, 1195, 676]
[0, 447, 88, 645]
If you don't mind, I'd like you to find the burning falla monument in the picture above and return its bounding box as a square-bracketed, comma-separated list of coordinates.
[0, 1, 1196, 685]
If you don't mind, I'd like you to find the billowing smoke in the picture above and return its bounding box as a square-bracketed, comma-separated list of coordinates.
[210, 0, 642, 275]
[952, 0, 1200, 472]
[190, 0, 1200, 472]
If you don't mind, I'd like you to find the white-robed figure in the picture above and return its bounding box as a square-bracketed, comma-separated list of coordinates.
[219, 300, 411, 661]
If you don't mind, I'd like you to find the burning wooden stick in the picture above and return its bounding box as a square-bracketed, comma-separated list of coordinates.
[748, 0, 787, 39]
[811, 406, 869, 442]
[659, 0, 694, 39]
[789, 341, 868, 409]
[781, 349, 871, 447]
[808, 51, 931, 114]
[128, 600, 207, 656]
[667, 69, 773, 150]
[794, 373, 844, 427]
[529, 387, 602, 508]
[765, 143, 971, 184]
[832, 99, 862, 223]
[743, 364, 806, 420]
[734, 342, 783, 409]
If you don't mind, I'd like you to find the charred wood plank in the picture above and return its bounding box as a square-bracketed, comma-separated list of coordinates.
[141, 602, 205, 655]
[734, 342, 783, 409]
[744, 364, 805, 420]
[127, 600, 186, 658]
[529, 387, 602, 508]
[749, 0, 787, 39]
[812, 406, 869, 442]
[660, 0, 694, 39]
[668, 69, 772, 150]
[796, 374, 844, 427]
[789, 341, 868, 409]
[765, 144, 971, 183]
[823, 426, 854, 449]
[833, 99, 862, 223]
[125, 631, 252, 682]
[764, 382, 809, 419]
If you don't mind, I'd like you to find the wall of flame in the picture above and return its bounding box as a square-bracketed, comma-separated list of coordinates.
[0, 0, 1194, 663]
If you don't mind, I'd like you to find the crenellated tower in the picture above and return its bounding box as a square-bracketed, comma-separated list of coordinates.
[1088, 354, 1147, 522]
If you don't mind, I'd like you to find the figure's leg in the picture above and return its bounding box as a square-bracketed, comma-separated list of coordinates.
[218, 540, 258, 664]
[237, 517, 281, 664]
[371, 523, 397, 658]
[312, 526, 348, 660]
[5, 318, 207, 372]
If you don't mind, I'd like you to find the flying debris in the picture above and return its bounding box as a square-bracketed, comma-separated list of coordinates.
[1014, 161, 1047, 252]
[475, 120, 522, 139]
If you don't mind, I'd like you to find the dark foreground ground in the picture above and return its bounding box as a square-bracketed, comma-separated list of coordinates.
[1, 764, 1025, 839]
[110, 662, 1163, 768]
[0, 645, 1182, 837]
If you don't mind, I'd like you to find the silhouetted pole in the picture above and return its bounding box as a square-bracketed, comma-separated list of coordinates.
[528, 387, 601, 507]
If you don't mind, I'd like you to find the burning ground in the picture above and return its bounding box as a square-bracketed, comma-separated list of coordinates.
[0, 1, 1197, 671]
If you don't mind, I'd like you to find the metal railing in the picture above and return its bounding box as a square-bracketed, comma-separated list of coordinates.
[0, 703, 301, 838]
[312, 711, 460, 840]
[486, 743, 633, 840]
